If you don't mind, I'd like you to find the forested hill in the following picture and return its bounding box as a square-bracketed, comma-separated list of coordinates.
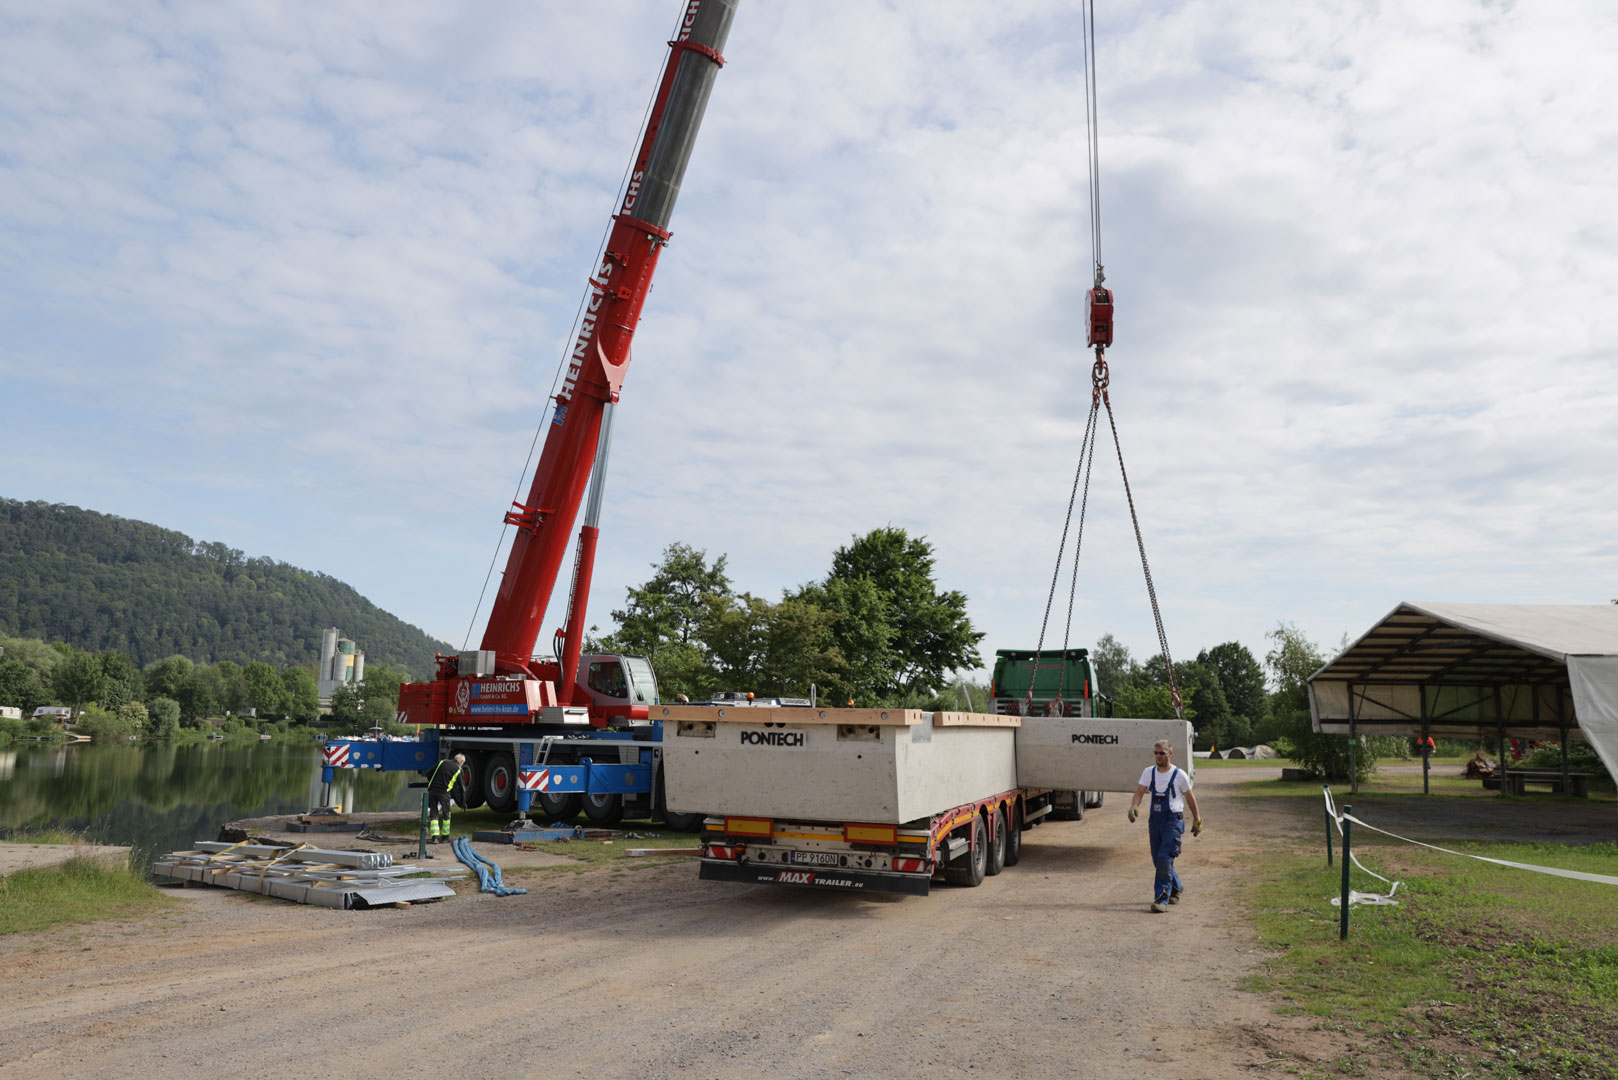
[0, 498, 452, 673]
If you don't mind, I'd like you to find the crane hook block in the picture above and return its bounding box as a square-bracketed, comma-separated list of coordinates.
[1086, 286, 1114, 349]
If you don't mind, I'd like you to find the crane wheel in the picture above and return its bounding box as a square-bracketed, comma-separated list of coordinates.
[582, 792, 624, 827]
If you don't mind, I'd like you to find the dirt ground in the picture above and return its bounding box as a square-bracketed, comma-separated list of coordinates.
[0, 843, 130, 876]
[4, 764, 1590, 1080]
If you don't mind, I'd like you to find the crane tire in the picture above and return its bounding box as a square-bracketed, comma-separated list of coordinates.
[455, 753, 486, 810]
[483, 751, 517, 814]
[536, 791, 581, 823]
[582, 792, 625, 827]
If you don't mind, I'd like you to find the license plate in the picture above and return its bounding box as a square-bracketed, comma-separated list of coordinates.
[790, 850, 841, 867]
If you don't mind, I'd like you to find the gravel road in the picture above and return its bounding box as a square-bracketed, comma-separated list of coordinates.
[0, 768, 1389, 1079]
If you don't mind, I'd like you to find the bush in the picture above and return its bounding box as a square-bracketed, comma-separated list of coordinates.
[145, 697, 181, 739]
[0, 716, 24, 739]
[74, 705, 135, 739]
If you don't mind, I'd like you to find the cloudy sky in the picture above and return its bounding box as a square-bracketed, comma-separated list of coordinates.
[3, 0, 1615, 682]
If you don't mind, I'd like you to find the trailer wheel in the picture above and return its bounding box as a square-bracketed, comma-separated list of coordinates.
[1084, 791, 1105, 809]
[1003, 805, 1023, 868]
[483, 751, 517, 814]
[985, 808, 1007, 877]
[536, 791, 581, 823]
[582, 792, 625, 827]
[456, 753, 486, 810]
[942, 815, 986, 888]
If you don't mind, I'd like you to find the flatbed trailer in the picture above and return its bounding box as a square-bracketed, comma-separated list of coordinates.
[659, 704, 1192, 897]
[695, 785, 1062, 896]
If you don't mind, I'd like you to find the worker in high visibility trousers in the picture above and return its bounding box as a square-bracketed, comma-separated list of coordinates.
[426, 753, 467, 844]
[1128, 739, 1202, 913]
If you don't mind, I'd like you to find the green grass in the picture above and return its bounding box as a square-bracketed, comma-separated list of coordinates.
[0, 857, 176, 935]
[1242, 839, 1618, 1077]
[1233, 771, 1616, 804]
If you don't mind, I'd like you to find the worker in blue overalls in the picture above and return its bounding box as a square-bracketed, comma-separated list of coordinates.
[1128, 739, 1203, 913]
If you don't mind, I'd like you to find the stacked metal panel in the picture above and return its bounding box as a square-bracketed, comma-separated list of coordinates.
[151, 842, 465, 909]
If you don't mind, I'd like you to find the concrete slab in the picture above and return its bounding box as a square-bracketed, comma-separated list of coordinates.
[0, 843, 131, 876]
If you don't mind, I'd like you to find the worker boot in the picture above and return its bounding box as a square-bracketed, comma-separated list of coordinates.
[1150, 901, 1168, 913]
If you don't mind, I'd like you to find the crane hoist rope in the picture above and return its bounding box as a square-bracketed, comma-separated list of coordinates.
[1026, 0, 1183, 720]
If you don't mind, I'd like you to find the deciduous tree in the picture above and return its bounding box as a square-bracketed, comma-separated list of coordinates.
[816, 528, 981, 700]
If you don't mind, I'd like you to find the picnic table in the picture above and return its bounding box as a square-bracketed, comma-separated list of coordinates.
[1502, 769, 1590, 798]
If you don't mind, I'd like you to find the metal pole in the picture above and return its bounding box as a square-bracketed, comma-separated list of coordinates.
[1339, 806, 1352, 941]
[1324, 788, 1334, 866]
[1349, 715, 1358, 794]
[419, 791, 430, 861]
[1422, 722, 1431, 795]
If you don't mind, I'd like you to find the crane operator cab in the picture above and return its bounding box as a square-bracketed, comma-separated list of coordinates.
[579, 654, 659, 721]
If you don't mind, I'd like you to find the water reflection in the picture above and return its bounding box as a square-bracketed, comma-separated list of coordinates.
[0, 741, 417, 864]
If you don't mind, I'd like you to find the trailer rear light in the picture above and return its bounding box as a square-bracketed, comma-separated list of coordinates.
[706, 845, 742, 860]
[893, 857, 927, 873]
[843, 823, 898, 845]
[724, 817, 774, 838]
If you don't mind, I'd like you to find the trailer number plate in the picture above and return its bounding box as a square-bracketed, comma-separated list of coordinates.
[790, 851, 841, 867]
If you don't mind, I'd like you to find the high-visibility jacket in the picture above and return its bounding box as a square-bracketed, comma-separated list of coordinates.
[428, 757, 464, 795]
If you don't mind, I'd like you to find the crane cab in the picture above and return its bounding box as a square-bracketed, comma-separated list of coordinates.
[576, 654, 659, 723]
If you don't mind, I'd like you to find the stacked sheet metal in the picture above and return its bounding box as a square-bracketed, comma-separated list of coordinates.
[152, 841, 466, 909]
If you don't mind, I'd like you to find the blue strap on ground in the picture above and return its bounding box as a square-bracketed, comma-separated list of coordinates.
[451, 836, 526, 896]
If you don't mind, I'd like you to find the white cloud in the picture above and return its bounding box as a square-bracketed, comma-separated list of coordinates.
[1, 0, 1614, 680]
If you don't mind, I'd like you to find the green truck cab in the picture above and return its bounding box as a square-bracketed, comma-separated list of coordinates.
[989, 648, 1101, 718]
[989, 648, 1106, 816]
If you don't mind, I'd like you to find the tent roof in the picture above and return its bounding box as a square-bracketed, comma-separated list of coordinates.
[1310, 602, 1618, 687]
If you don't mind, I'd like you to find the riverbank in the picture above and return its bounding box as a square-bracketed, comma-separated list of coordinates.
[0, 842, 169, 937]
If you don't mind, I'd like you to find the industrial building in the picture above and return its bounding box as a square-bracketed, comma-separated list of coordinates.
[317, 627, 365, 703]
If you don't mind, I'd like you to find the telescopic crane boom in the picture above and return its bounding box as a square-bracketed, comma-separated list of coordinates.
[399, 0, 737, 730]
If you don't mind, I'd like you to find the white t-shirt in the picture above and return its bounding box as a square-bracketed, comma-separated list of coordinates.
[1137, 765, 1191, 813]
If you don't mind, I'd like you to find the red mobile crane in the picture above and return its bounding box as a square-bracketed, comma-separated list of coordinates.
[322, 2, 738, 828]
[399, 0, 735, 733]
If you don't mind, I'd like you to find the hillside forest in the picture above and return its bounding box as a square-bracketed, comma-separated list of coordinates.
[0, 498, 450, 672]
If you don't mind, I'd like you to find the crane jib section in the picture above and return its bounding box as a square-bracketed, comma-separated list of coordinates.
[479, 0, 736, 681]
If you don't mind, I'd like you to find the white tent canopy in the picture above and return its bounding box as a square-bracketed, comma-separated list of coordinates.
[1308, 603, 1618, 781]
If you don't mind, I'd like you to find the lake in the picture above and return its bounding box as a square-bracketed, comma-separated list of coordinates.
[0, 740, 419, 864]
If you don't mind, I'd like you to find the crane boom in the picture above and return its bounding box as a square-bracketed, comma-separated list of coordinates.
[400, 0, 736, 729]
[484, 0, 736, 679]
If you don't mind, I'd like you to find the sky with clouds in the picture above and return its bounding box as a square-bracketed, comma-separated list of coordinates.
[3, 0, 1615, 684]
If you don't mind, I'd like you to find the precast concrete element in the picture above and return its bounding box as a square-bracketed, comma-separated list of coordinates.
[658, 706, 1019, 824]
[1014, 717, 1193, 792]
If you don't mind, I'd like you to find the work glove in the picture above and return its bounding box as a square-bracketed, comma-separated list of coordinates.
[1191, 818, 1204, 837]
[1127, 806, 1138, 823]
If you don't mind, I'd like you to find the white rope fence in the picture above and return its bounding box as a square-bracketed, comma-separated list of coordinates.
[1322, 786, 1618, 907]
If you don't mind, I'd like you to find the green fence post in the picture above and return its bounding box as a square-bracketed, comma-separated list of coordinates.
[1324, 787, 1334, 866]
[1339, 805, 1352, 942]
[419, 791, 430, 860]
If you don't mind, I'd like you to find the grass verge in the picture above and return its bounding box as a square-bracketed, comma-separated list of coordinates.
[0, 856, 176, 935]
[1242, 840, 1618, 1078]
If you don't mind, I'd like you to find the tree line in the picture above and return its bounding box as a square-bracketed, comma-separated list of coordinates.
[590, 527, 983, 708]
